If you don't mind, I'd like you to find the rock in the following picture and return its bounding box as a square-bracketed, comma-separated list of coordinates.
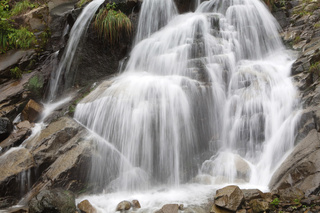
[210, 204, 232, 213]
[242, 189, 262, 201]
[132, 199, 141, 209]
[28, 188, 76, 213]
[16, 120, 32, 129]
[77, 199, 97, 213]
[249, 199, 270, 213]
[0, 117, 13, 141]
[269, 129, 320, 196]
[0, 147, 35, 199]
[236, 209, 246, 213]
[278, 187, 305, 202]
[158, 204, 179, 213]
[0, 196, 18, 209]
[183, 206, 207, 213]
[0, 127, 31, 152]
[214, 185, 244, 211]
[21, 99, 43, 122]
[116, 200, 131, 211]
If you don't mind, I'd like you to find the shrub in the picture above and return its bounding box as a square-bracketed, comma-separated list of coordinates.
[8, 27, 36, 49]
[93, 6, 131, 45]
[270, 198, 280, 206]
[11, 0, 36, 16]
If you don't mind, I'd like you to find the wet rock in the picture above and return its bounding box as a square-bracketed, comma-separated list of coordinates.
[214, 185, 244, 211]
[0, 117, 13, 141]
[28, 188, 76, 213]
[116, 200, 131, 211]
[77, 199, 97, 213]
[0, 196, 18, 209]
[269, 129, 320, 196]
[249, 199, 270, 213]
[0, 127, 31, 152]
[21, 99, 43, 123]
[183, 206, 207, 213]
[132, 199, 141, 209]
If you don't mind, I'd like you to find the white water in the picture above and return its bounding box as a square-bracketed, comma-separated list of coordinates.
[74, 0, 300, 211]
[47, 0, 104, 101]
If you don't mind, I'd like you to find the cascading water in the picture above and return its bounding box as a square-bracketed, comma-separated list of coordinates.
[47, 0, 104, 101]
[74, 0, 300, 211]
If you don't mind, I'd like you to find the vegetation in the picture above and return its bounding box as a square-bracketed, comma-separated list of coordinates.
[309, 62, 320, 75]
[263, 0, 286, 11]
[11, 0, 37, 16]
[270, 198, 280, 207]
[76, 0, 91, 8]
[0, 0, 38, 53]
[27, 75, 44, 98]
[93, 3, 131, 45]
[10, 66, 22, 79]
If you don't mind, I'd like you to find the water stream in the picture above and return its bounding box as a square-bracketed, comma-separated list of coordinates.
[71, 0, 300, 211]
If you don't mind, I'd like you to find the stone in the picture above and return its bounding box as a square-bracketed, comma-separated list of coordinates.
[0, 117, 13, 141]
[242, 189, 262, 201]
[210, 204, 232, 213]
[132, 199, 141, 209]
[214, 185, 244, 211]
[248, 199, 270, 213]
[160, 204, 179, 213]
[269, 129, 320, 196]
[28, 188, 76, 213]
[278, 187, 305, 202]
[183, 206, 207, 213]
[21, 99, 43, 122]
[16, 120, 32, 129]
[0, 127, 31, 152]
[116, 200, 131, 211]
[77, 199, 97, 213]
[236, 209, 246, 213]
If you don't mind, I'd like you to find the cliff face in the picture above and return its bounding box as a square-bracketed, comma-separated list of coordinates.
[269, 0, 320, 196]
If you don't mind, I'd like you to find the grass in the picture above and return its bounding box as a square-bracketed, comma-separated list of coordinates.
[76, 0, 91, 8]
[309, 62, 320, 75]
[11, 0, 37, 16]
[93, 7, 131, 45]
[10, 66, 22, 79]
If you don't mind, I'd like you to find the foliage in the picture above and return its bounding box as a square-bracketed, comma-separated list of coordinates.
[76, 0, 91, 8]
[8, 27, 36, 49]
[309, 62, 320, 75]
[93, 5, 131, 45]
[270, 198, 280, 206]
[293, 35, 301, 44]
[263, 0, 286, 11]
[27, 75, 43, 97]
[314, 22, 320, 28]
[11, 0, 36, 16]
[10, 66, 22, 79]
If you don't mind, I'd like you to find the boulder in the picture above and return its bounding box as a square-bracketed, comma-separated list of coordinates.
[214, 185, 244, 211]
[0, 117, 13, 141]
[249, 199, 270, 213]
[242, 189, 262, 201]
[21, 99, 43, 122]
[0, 147, 35, 199]
[278, 187, 305, 202]
[28, 188, 76, 213]
[210, 204, 232, 213]
[116, 200, 131, 211]
[77, 199, 97, 213]
[0, 126, 31, 152]
[132, 199, 141, 209]
[156, 204, 179, 213]
[269, 129, 320, 196]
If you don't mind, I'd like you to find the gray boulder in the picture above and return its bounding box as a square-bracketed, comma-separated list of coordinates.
[214, 185, 244, 211]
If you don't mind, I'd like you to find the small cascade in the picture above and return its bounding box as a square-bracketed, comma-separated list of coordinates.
[134, 0, 178, 43]
[74, 0, 300, 208]
[47, 0, 104, 101]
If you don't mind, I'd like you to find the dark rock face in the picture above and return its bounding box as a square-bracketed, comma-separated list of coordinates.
[28, 188, 76, 213]
[0, 117, 13, 142]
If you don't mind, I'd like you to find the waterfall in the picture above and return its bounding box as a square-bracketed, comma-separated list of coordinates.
[74, 0, 300, 210]
[134, 0, 178, 43]
[47, 0, 104, 101]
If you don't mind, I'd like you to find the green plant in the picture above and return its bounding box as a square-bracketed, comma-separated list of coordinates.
[76, 0, 91, 8]
[293, 198, 300, 205]
[27, 75, 43, 97]
[10, 66, 22, 79]
[93, 6, 131, 45]
[8, 27, 36, 49]
[293, 35, 301, 44]
[314, 22, 320, 28]
[309, 62, 320, 75]
[11, 0, 36, 16]
[270, 198, 280, 206]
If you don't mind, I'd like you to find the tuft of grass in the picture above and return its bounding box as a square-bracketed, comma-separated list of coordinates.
[93, 6, 131, 45]
[10, 66, 22, 79]
[11, 0, 36, 16]
[309, 62, 320, 75]
[314, 22, 320, 28]
[293, 35, 301, 44]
